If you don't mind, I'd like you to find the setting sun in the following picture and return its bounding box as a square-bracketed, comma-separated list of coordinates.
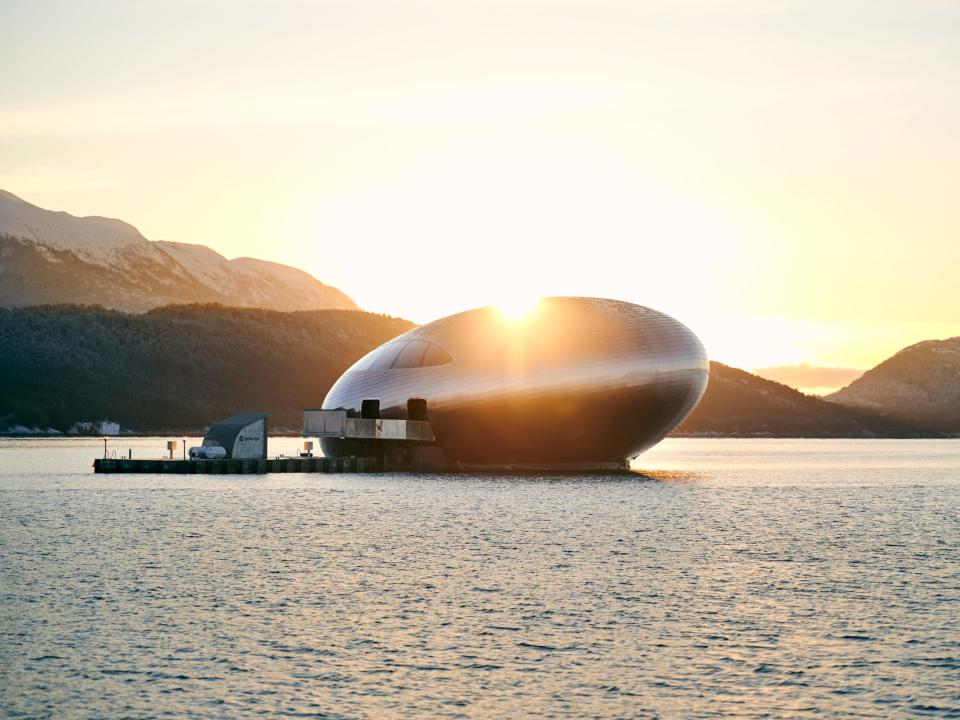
[495, 294, 542, 321]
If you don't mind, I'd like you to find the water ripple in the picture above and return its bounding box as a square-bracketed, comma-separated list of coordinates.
[1, 438, 960, 718]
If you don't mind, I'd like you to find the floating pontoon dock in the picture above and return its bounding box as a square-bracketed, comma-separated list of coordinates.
[91, 409, 629, 474]
[93, 456, 378, 474]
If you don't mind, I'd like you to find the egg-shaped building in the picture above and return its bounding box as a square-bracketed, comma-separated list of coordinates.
[321, 297, 708, 470]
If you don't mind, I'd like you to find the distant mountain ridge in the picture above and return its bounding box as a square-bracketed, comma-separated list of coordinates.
[676, 362, 937, 438]
[827, 336, 960, 431]
[0, 304, 945, 436]
[0, 190, 356, 312]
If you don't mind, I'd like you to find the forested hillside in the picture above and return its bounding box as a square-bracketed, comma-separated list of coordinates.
[0, 304, 412, 432]
[676, 362, 934, 437]
[1, 306, 943, 437]
[828, 336, 960, 431]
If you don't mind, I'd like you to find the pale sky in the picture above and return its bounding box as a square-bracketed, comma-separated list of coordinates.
[2, 0, 958, 388]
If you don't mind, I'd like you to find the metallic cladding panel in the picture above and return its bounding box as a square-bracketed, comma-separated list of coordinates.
[321, 297, 708, 464]
[303, 409, 347, 435]
[203, 411, 270, 460]
[231, 419, 267, 459]
[342, 418, 435, 441]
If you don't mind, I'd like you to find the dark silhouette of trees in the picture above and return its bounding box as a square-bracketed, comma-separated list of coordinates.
[0, 304, 413, 432]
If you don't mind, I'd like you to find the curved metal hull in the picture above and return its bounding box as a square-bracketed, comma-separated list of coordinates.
[321, 297, 708, 467]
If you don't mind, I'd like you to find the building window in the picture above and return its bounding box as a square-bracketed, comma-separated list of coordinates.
[351, 339, 453, 371]
[391, 340, 430, 369]
[421, 342, 453, 367]
[368, 343, 404, 371]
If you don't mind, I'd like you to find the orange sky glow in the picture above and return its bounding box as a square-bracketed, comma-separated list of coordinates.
[2, 0, 957, 392]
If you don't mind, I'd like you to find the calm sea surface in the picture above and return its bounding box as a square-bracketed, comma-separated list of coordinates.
[2, 438, 959, 719]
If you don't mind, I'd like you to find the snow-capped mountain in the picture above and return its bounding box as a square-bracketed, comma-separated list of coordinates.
[0, 190, 357, 312]
[827, 337, 960, 431]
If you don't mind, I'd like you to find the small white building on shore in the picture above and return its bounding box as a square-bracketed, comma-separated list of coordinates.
[69, 420, 120, 436]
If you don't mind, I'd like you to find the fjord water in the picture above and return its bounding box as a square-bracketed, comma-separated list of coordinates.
[2, 439, 959, 718]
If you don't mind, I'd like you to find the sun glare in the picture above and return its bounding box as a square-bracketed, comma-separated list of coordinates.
[495, 295, 542, 321]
